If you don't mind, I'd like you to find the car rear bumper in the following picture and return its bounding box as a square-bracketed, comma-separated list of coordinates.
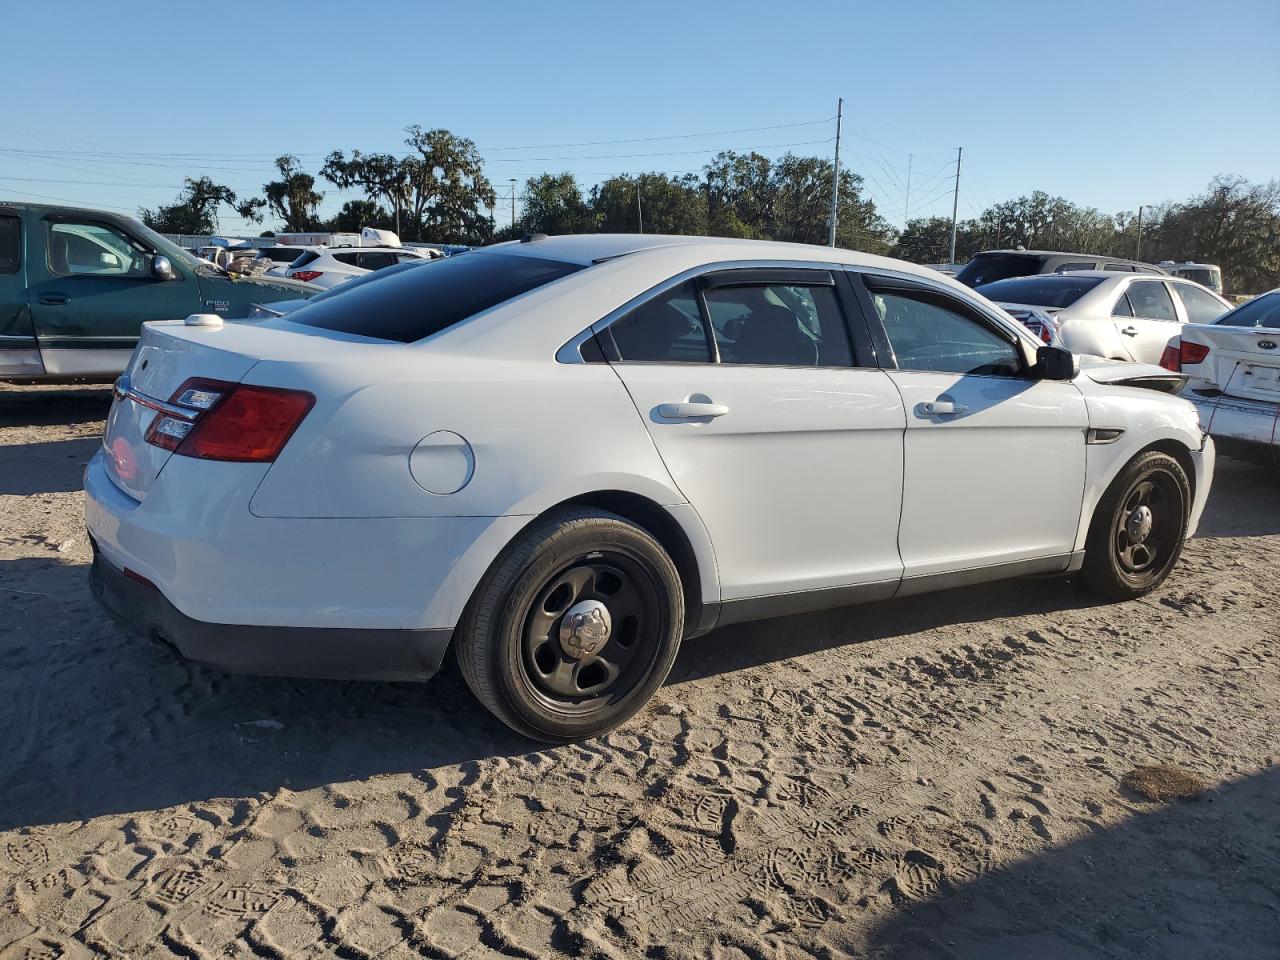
[1188, 392, 1279, 468]
[89, 541, 451, 681]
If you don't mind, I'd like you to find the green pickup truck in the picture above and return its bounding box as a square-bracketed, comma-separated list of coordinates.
[0, 202, 316, 381]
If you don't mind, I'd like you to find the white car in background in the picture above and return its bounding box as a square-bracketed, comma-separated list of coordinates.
[976, 271, 1232, 363]
[1172, 289, 1280, 467]
[86, 234, 1213, 741]
[255, 245, 323, 277]
[286, 245, 434, 289]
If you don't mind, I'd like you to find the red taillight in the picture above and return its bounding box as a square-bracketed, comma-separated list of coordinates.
[1159, 344, 1181, 372]
[1180, 340, 1211, 367]
[290, 270, 322, 282]
[145, 377, 314, 463]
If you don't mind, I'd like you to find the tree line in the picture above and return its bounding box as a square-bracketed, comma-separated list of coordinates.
[139, 126, 1280, 294]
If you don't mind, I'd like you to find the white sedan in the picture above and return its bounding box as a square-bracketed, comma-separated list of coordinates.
[85, 235, 1214, 741]
[976, 270, 1232, 364]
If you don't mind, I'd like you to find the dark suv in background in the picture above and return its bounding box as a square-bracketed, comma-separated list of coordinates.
[956, 249, 1166, 288]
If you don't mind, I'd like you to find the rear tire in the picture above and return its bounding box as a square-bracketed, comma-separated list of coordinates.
[455, 507, 684, 742]
[1080, 450, 1191, 601]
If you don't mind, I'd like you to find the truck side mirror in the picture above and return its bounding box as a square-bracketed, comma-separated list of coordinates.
[1034, 345, 1078, 381]
[150, 255, 175, 281]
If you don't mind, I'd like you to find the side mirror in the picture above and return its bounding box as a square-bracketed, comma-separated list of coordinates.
[150, 254, 175, 281]
[1034, 345, 1078, 381]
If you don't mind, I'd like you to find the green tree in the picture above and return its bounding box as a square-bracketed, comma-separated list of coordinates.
[701, 151, 773, 238]
[514, 172, 595, 236]
[140, 177, 264, 234]
[322, 199, 393, 234]
[591, 173, 708, 234]
[892, 215, 983, 264]
[770, 154, 895, 253]
[968, 191, 1117, 254]
[263, 155, 324, 232]
[1141, 176, 1280, 294]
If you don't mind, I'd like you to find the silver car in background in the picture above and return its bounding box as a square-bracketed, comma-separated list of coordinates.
[976, 271, 1232, 364]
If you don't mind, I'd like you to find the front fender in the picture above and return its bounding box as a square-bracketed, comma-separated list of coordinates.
[1073, 387, 1210, 551]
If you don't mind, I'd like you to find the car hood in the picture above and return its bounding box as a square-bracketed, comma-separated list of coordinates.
[1077, 356, 1188, 394]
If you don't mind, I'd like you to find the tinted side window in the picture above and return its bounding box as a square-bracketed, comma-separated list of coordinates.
[0, 215, 19, 275]
[873, 290, 1021, 377]
[1105, 263, 1137, 272]
[1127, 281, 1177, 321]
[358, 252, 397, 270]
[610, 281, 711, 363]
[333, 252, 361, 267]
[1053, 261, 1094, 273]
[703, 283, 851, 366]
[1174, 283, 1228, 324]
[290, 250, 320, 268]
[1112, 293, 1134, 317]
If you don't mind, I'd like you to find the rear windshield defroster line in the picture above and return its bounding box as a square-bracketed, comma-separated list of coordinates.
[291, 252, 583, 343]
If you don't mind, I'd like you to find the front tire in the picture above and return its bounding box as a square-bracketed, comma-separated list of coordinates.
[1080, 450, 1191, 601]
[455, 507, 684, 742]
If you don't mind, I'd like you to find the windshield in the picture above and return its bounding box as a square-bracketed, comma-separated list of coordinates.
[1217, 291, 1280, 329]
[975, 275, 1104, 308]
[124, 216, 206, 269]
[955, 253, 1045, 287]
[291, 251, 583, 342]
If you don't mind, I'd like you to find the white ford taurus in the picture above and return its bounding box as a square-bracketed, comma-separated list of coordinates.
[85, 234, 1214, 741]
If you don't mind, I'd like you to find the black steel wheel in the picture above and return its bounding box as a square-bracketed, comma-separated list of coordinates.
[456, 507, 684, 742]
[1082, 450, 1191, 600]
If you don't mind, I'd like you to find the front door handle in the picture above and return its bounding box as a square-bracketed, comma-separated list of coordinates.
[916, 399, 968, 417]
[38, 293, 69, 305]
[658, 401, 729, 419]
[1120, 325, 1139, 336]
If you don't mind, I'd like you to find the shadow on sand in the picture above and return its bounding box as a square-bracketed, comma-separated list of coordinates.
[867, 765, 1280, 959]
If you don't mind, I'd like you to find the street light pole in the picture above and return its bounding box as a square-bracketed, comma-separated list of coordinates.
[827, 97, 843, 247]
[510, 178, 517, 231]
[1135, 205, 1144, 261]
[948, 146, 963, 264]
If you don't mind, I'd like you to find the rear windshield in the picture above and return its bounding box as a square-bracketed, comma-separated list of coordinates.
[1216, 292, 1280, 329]
[261, 248, 305, 263]
[955, 253, 1045, 287]
[291, 251, 583, 342]
[975, 275, 1104, 308]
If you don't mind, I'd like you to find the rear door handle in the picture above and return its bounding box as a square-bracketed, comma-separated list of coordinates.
[658, 401, 729, 419]
[38, 293, 69, 305]
[916, 400, 968, 417]
[1120, 326, 1139, 336]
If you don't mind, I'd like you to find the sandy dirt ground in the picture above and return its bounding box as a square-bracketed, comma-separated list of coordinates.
[1, 383, 1278, 960]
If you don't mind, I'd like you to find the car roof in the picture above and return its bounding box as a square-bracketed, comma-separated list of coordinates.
[475, 233, 950, 280]
[977, 249, 1139, 261]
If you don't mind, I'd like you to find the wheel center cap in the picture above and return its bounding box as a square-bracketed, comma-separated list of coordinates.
[559, 600, 612, 659]
[1127, 505, 1154, 544]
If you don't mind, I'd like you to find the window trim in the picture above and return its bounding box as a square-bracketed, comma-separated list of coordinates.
[849, 268, 1037, 379]
[557, 258, 877, 367]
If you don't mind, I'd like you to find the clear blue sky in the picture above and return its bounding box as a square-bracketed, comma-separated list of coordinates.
[2, 0, 1276, 236]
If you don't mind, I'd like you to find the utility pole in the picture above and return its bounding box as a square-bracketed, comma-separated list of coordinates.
[828, 97, 843, 247]
[948, 146, 963, 264]
[1135, 204, 1144, 260]
[637, 181, 644, 234]
[904, 154, 912, 225]
[510, 178, 517, 231]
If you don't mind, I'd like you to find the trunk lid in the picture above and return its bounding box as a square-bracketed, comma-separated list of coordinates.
[1180, 323, 1280, 403]
[101, 317, 386, 501]
[103, 324, 259, 500]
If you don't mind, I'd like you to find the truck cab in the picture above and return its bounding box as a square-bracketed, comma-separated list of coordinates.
[0, 202, 316, 381]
